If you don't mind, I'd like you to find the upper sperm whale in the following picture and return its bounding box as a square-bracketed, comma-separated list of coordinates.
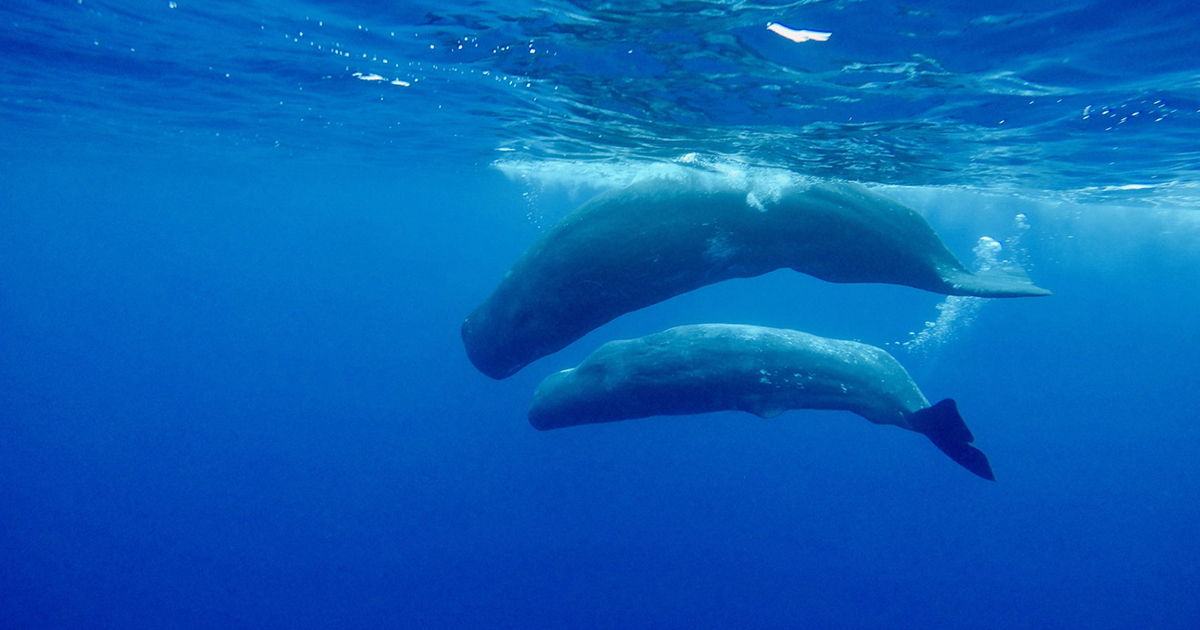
[463, 178, 1049, 379]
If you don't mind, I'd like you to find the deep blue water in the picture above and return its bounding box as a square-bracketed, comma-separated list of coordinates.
[2, 1, 1199, 628]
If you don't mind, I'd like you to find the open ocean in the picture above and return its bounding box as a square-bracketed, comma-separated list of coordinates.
[2, 1, 1199, 628]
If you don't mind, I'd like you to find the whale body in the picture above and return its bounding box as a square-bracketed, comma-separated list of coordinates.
[529, 324, 995, 480]
[463, 179, 1048, 379]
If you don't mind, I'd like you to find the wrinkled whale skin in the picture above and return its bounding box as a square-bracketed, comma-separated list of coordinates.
[463, 180, 1048, 379]
[529, 324, 928, 430]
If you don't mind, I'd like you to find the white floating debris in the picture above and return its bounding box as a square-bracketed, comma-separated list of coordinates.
[766, 22, 831, 43]
[390, 79, 410, 86]
[353, 72, 385, 81]
[1103, 184, 1156, 191]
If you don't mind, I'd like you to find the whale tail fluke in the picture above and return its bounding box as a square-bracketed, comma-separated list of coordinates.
[946, 265, 1051, 298]
[909, 399, 996, 481]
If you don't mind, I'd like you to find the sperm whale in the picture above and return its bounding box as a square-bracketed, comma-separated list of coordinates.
[528, 324, 996, 480]
[463, 179, 1049, 379]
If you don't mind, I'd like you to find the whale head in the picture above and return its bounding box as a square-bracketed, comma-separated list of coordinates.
[527, 340, 643, 429]
[461, 312, 527, 380]
[461, 273, 590, 380]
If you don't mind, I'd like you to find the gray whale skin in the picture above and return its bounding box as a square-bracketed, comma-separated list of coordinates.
[463, 179, 1049, 379]
[529, 324, 995, 480]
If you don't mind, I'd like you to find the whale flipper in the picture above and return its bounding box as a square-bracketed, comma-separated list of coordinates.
[908, 399, 996, 481]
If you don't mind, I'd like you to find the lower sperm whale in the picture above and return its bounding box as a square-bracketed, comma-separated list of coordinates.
[463, 178, 1048, 379]
[528, 324, 996, 480]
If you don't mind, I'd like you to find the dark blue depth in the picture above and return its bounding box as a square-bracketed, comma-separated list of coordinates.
[2, 1, 1199, 628]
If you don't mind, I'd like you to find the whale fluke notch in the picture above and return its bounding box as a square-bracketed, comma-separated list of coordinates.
[908, 399, 996, 481]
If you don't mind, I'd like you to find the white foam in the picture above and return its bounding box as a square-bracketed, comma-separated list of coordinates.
[1098, 183, 1157, 191]
[493, 154, 815, 203]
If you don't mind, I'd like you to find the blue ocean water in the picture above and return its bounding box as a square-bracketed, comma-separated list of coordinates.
[2, 1, 1198, 628]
